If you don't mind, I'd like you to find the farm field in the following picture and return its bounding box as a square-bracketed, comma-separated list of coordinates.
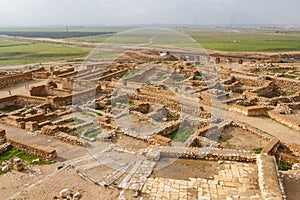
[186, 29, 300, 52]
[0, 38, 89, 65]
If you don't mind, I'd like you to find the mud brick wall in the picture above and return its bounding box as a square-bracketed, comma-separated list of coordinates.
[8, 137, 57, 160]
[0, 71, 32, 89]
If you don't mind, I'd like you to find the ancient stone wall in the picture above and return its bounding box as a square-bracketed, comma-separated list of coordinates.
[273, 77, 300, 93]
[0, 71, 32, 89]
[159, 146, 256, 162]
[30, 85, 71, 97]
[256, 154, 285, 200]
[7, 137, 57, 160]
[233, 74, 265, 87]
[228, 105, 267, 116]
[267, 111, 300, 131]
[0, 95, 47, 110]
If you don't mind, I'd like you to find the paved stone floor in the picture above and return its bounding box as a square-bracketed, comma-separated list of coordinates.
[142, 161, 262, 200]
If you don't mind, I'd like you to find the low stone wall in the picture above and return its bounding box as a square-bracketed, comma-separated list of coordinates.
[55, 132, 84, 146]
[233, 74, 265, 87]
[261, 139, 280, 155]
[7, 137, 57, 160]
[159, 146, 256, 162]
[0, 95, 47, 110]
[32, 71, 50, 79]
[288, 143, 300, 157]
[0, 71, 32, 89]
[267, 111, 300, 131]
[41, 125, 83, 146]
[30, 85, 71, 97]
[228, 105, 267, 116]
[273, 77, 300, 93]
[148, 135, 171, 146]
[256, 154, 285, 200]
[228, 121, 273, 141]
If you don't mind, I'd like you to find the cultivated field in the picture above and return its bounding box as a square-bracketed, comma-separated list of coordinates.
[0, 39, 88, 65]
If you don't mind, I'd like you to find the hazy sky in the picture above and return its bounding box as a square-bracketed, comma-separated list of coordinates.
[0, 0, 299, 26]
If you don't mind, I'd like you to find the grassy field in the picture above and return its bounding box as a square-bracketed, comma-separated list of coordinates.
[186, 29, 300, 52]
[68, 34, 112, 43]
[1, 27, 300, 65]
[0, 39, 89, 64]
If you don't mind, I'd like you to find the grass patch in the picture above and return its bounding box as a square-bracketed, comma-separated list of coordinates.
[96, 105, 104, 110]
[80, 111, 96, 118]
[71, 119, 85, 126]
[0, 147, 51, 174]
[253, 148, 263, 154]
[277, 162, 292, 171]
[168, 128, 195, 142]
[86, 129, 102, 139]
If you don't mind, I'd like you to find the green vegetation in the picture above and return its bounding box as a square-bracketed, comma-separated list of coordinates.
[0, 105, 22, 113]
[0, 147, 51, 174]
[80, 111, 96, 118]
[187, 29, 300, 52]
[168, 128, 195, 142]
[86, 129, 102, 139]
[68, 34, 112, 43]
[277, 162, 292, 171]
[71, 119, 85, 126]
[0, 39, 88, 64]
[96, 105, 104, 110]
[128, 100, 135, 106]
[253, 148, 263, 154]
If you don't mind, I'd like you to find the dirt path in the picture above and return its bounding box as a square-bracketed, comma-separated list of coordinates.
[0, 124, 88, 161]
[206, 105, 300, 145]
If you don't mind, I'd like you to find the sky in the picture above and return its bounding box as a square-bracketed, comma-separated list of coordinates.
[0, 0, 299, 26]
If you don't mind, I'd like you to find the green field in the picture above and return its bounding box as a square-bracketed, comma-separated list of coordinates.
[68, 34, 112, 43]
[0, 39, 89, 64]
[1, 28, 300, 65]
[186, 29, 300, 52]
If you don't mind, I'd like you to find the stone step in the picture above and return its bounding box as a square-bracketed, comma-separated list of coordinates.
[98, 163, 132, 187]
[75, 158, 116, 172]
[118, 161, 142, 189]
[121, 160, 156, 191]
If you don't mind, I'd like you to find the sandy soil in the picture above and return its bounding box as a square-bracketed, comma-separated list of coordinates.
[4, 166, 120, 200]
[218, 126, 269, 151]
[152, 158, 224, 180]
[280, 170, 300, 200]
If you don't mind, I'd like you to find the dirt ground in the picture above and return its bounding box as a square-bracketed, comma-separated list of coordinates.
[218, 126, 269, 151]
[152, 158, 224, 180]
[280, 170, 300, 200]
[1, 164, 120, 200]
